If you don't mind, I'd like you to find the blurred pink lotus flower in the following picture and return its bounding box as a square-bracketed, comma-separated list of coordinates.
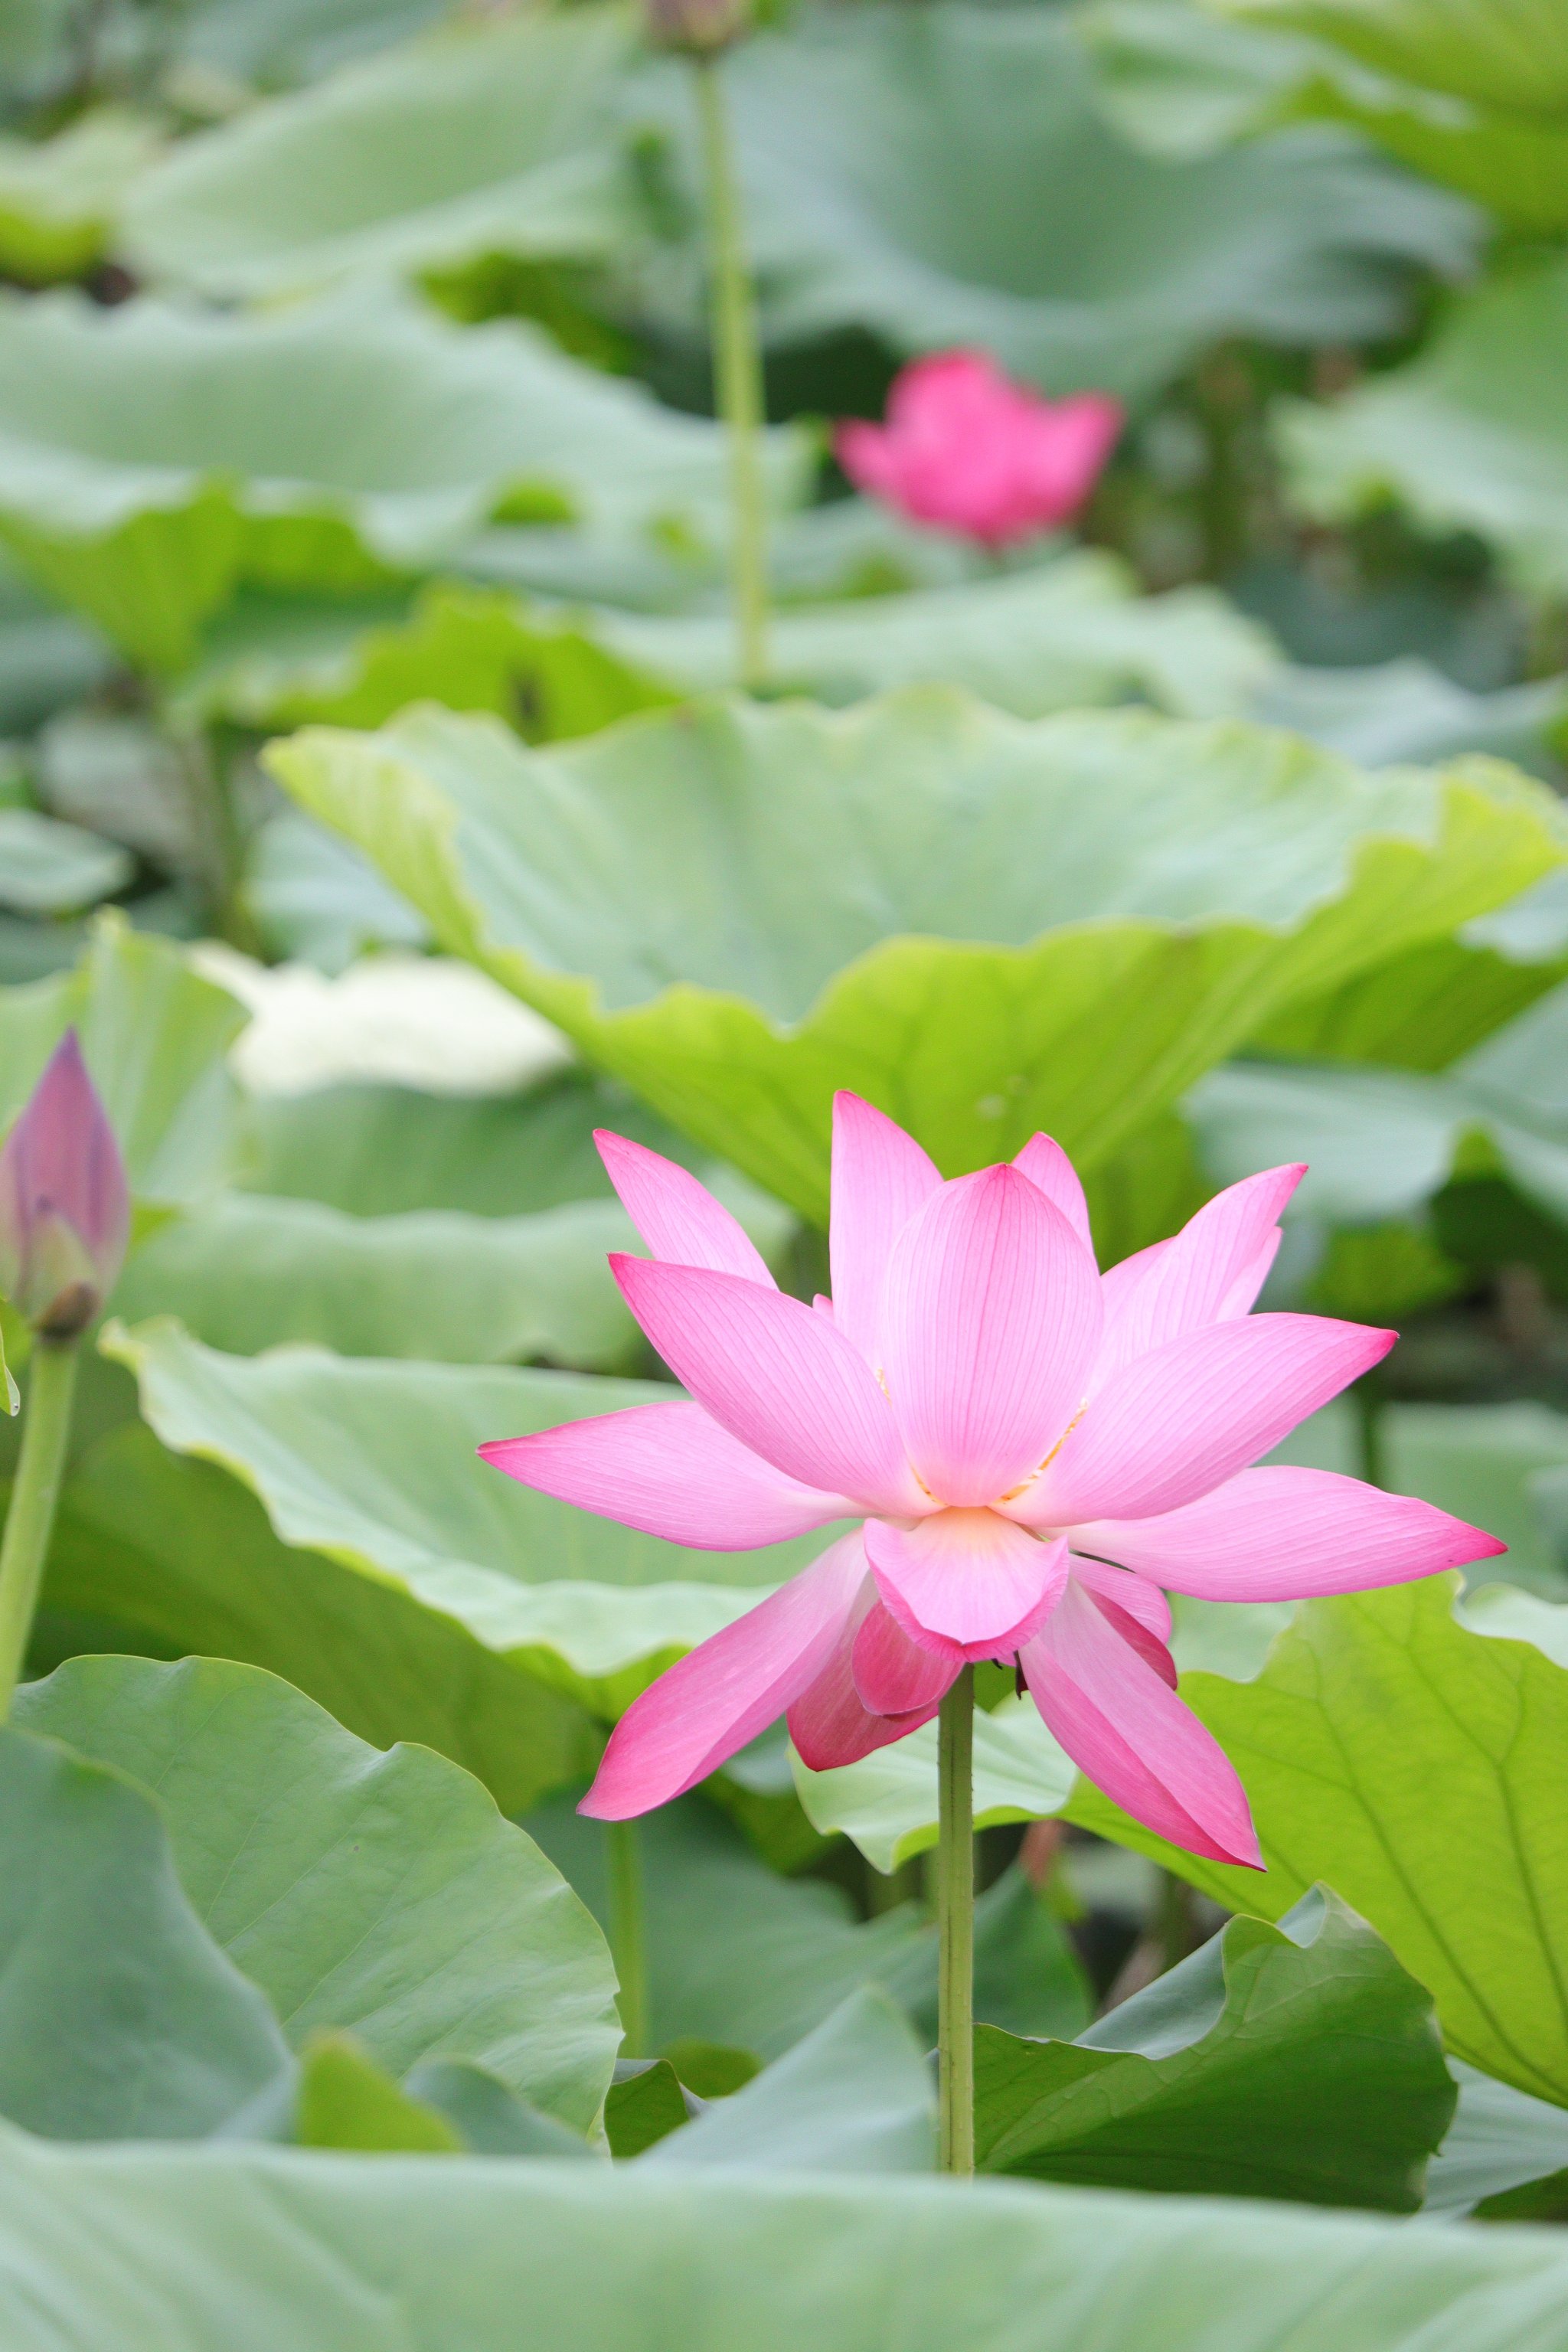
[836, 352, 1123, 548]
[0, 1031, 128, 1339]
[482, 1100, 1502, 1867]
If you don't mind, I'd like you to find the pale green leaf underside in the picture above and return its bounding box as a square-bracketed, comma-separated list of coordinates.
[122, 9, 637, 299]
[0, 284, 808, 668]
[4, 2124, 1568, 2349]
[15, 1655, 619, 2132]
[266, 689, 1566, 1220]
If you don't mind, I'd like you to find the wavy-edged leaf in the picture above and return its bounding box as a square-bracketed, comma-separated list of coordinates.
[16, 1654, 619, 2131]
[44, 1420, 598, 1813]
[185, 564, 1276, 736]
[1213, 0, 1568, 119]
[266, 691, 1568, 1221]
[1283, 257, 1568, 599]
[5, 2115, 1568, 2349]
[100, 1317, 837, 1717]
[0, 1723, 289, 2141]
[625, 2, 1475, 398]
[0, 114, 159, 286]
[1426, 2061, 1568, 2216]
[975, 1886, 1454, 2208]
[1065, 1576, 1568, 2106]
[0, 283, 808, 668]
[122, 10, 636, 301]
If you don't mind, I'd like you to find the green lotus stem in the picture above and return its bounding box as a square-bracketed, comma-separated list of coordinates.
[936, 1665, 975, 2176]
[692, 52, 769, 691]
[606, 1816, 649, 2056]
[0, 1338, 79, 1716]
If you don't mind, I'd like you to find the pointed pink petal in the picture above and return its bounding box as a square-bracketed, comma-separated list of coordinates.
[580, 1533, 867, 1818]
[1218, 1228, 1281, 1321]
[1013, 1133, 1094, 1256]
[789, 1594, 947, 1772]
[852, 1600, 960, 1714]
[1019, 1313, 1394, 1527]
[0, 1028, 129, 1331]
[612, 1256, 928, 1517]
[1073, 1465, 1504, 1601]
[1067, 1554, 1171, 1646]
[479, 1400, 853, 1549]
[1093, 1165, 1305, 1390]
[828, 1093, 942, 1362]
[1021, 1577, 1261, 1867]
[865, 1514, 1068, 1659]
[595, 1131, 773, 1284]
[879, 1164, 1102, 1506]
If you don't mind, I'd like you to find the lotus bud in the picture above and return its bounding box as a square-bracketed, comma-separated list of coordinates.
[644, 0, 750, 54]
[0, 1031, 129, 1340]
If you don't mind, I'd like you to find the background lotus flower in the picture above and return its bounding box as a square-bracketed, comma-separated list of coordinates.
[482, 1099, 1503, 1868]
[835, 351, 1123, 548]
[0, 1031, 129, 1341]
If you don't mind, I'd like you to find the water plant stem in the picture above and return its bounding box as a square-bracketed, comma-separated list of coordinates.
[606, 1816, 649, 2056]
[693, 53, 769, 690]
[936, 1664, 975, 2176]
[0, 1338, 79, 1715]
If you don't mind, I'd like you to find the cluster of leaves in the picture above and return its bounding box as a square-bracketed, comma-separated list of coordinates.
[4, 0, 1568, 2343]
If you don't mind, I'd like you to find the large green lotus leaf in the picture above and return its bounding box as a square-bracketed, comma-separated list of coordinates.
[1065, 1576, 1568, 2105]
[16, 1653, 620, 2131]
[642, 1989, 935, 2174]
[175, 0, 452, 89]
[45, 1420, 598, 1813]
[1282, 259, 1568, 601]
[0, 114, 160, 286]
[1254, 656, 1568, 778]
[7, 2122, 1568, 2351]
[187, 564, 1277, 735]
[975, 1886, 1453, 2208]
[118, 1194, 650, 1369]
[266, 691, 1567, 1222]
[0, 284, 808, 669]
[624, 2, 1475, 398]
[1212, 0, 1568, 118]
[122, 11, 637, 301]
[0, 916, 245, 1212]
[525, 1791, 1088, 2062]
[1088, 0, 1568, 231]
[237, 1067, 709, 1219]
[118, 1125, 792, 1364]
[0, 0, 450, 109]
[0, 1722, 288, 2141]
[101, 1316, 838, 1717]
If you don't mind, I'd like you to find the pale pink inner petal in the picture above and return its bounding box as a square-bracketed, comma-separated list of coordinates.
[612, 1255, 929, 1517]
[1073, 1464, 1506, 1601]
[595, 1130, 775, 1285]
[878, 1164, 1102, 1506]
[852, 1599, 960, 1715]
[1017, 1312, 1394, 1527]
[865, 1514, 1068, 1658]
[1013, 1132, 1095, 1256]
[1021, 1578, 1261, 1867]
[828, 1092, 942, 1364]
[582, 1533, 867, 1818]
[479, 1399, 854, 1550]
[1091, 1165, 1304, 1390]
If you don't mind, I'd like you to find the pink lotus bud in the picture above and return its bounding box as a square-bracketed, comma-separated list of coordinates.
[836, 350, 1124, 549]
[643, 0, 750, 53]
[0, 1031, 129, 1340]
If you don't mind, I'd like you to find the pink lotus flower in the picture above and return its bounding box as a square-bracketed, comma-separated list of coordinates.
[482, 1099, 1502, 1867]
[0, 1031, 128, 1340]
[836, 352, 1122, 549]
